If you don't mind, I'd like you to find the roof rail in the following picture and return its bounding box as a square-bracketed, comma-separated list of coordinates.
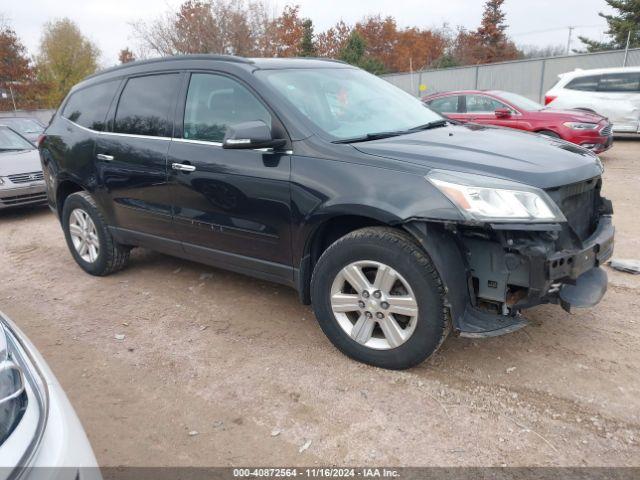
[84, 54, 253, 80]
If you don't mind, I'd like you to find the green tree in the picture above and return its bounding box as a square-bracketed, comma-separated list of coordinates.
[579, 0, 640, 52]
[35, 18, 100, 108]
[338, 31, 385, 74]
[299, 19, 316, 56]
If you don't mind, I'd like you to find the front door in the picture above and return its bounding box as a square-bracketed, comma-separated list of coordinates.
[95, 73, 181, 243]
[167, 72, 293, 283]
[463, 94, 523, 130]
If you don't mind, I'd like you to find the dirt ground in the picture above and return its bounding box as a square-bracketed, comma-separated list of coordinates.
[1, 139, 639, 467]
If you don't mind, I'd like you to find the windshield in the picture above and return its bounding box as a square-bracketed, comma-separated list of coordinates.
[0, 118, 43, 135]
[0, 127, 35, 151]
[256, 67, 443, 140]
[493, 91, 543, 111]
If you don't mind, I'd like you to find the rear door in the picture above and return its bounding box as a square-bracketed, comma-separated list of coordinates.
[167, 71, 293, 283]
[94, 72, 182, 244]
[595, 72, 640, 132]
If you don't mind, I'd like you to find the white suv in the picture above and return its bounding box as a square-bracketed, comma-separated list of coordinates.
[545, 67, 640, 134]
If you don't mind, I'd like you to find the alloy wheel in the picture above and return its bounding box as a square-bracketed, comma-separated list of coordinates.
[330, 261, 419, 350]
[69, 208, 100, 263]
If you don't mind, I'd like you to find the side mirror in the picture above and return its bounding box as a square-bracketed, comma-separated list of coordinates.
[222, 120, 286, 150]
[495, 108, 512, 118]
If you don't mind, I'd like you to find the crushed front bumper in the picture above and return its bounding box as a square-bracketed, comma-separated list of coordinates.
[406, 215, 614, 338]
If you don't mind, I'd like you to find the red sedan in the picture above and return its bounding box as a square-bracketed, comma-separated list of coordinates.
[423, 90, 613, 153]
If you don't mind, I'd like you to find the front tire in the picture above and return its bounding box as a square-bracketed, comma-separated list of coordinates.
[310, 227, 449, 370]
[62, 191, 130, 276]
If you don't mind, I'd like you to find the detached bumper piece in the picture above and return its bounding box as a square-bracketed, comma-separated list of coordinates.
[559, 267, 608, 312]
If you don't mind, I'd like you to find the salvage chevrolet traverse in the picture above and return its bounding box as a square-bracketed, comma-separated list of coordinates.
[39, 55, 614, 370]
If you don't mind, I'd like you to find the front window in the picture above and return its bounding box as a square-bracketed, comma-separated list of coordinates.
[464, 95, 512, 114]
[492, 91, 543, 111]
[0, 127, 34, 151]
[256, 68, 442, 141]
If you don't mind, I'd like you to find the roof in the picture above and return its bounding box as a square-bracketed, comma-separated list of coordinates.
[85, 54, 349, 81]
[559, 66, 640, 78]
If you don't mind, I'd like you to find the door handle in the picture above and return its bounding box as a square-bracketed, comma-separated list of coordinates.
[172, 162, 196, 172]
[96, 153, 114, 161]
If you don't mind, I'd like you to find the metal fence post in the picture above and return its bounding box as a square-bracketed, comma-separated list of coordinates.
[474, 66, 479, 89]
[539, 59, 547, 103]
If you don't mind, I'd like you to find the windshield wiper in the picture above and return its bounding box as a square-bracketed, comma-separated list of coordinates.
[332, 130, 405, 144]
[405, 119, 449, 132]
[332, 120, 449, 144]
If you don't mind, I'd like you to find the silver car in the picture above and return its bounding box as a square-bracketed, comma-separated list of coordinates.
[0, 311, 99, 479]
[0, 126, 47, 210]
[0, 117, 45, 144]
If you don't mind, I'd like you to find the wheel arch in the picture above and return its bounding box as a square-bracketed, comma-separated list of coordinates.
[296, 212, 399, 304]
[55, 179, 85, 220]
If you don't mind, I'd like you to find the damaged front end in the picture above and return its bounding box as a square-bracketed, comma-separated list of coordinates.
[406, 175, 614, 338]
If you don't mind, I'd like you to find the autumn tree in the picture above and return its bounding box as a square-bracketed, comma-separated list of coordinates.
[579, 0, 640, 52]
[263, 4, 305, 57]
[118, 48, 136, 64]
[315, 20, 352, 58]
[0, 19, 48, 109]
[472, 0, 520, 63]
[132, 0, 270, 57]
[35, 18, 100, 108]
[299, 19, 316, 56]
[338, 31, 385, 74]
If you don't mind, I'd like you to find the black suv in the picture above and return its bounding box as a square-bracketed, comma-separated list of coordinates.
[39, 55, 614, 369]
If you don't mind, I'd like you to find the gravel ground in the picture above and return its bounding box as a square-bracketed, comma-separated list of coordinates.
[1, 139, 639, 467]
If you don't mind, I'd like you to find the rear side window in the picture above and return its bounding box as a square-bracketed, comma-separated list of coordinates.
[62, 80, 119, 131]
[114, 74, 180, 137]
[183, 73, 271, 143]
[428, 96, 459, 114]
[565, 75, 600, 91]
[598, 72, 640, 92]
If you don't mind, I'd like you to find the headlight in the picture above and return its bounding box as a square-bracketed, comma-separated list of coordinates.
[426, 170, 565, 223]
[0, 315, 48, 467]
[0, 177, 4, 185]
[563, 122, 599, 130]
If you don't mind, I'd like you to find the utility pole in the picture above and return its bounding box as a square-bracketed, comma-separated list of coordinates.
[566, 26, 575, 55]
[623, 29, 631, 67]
[8, 85, 17, 112]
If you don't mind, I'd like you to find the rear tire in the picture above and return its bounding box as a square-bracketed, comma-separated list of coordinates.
[310, 227, 449, 370]
[62, 191, 130, 276]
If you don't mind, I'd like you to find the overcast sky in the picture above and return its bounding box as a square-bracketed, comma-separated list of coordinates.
[5, 0, 615, 66]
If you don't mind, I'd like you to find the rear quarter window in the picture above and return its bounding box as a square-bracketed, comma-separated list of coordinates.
[114, 74, 180, 137]
[62, 80, 120, 131]
[598, 72, 640, 92]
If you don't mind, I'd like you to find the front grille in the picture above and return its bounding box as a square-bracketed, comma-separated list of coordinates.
[0, 192, 47, 206]
[7, 171, 44, 184]
[546, 177, 600, 240]
[600, 124, 612, 136]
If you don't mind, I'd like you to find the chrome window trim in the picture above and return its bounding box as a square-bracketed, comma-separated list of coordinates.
[63, 117, 293, 153]
[62, 117, 171, 141]
[173, 137, 223, 147]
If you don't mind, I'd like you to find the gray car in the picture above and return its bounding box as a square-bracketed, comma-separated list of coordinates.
[0, 126, 47, 210]
[0, 311, 99, 478]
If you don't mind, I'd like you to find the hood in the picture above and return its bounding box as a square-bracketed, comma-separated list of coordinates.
[534, 108, 606, 123]
[353, 124, 603, 189]
[0, 149, 42, 177]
